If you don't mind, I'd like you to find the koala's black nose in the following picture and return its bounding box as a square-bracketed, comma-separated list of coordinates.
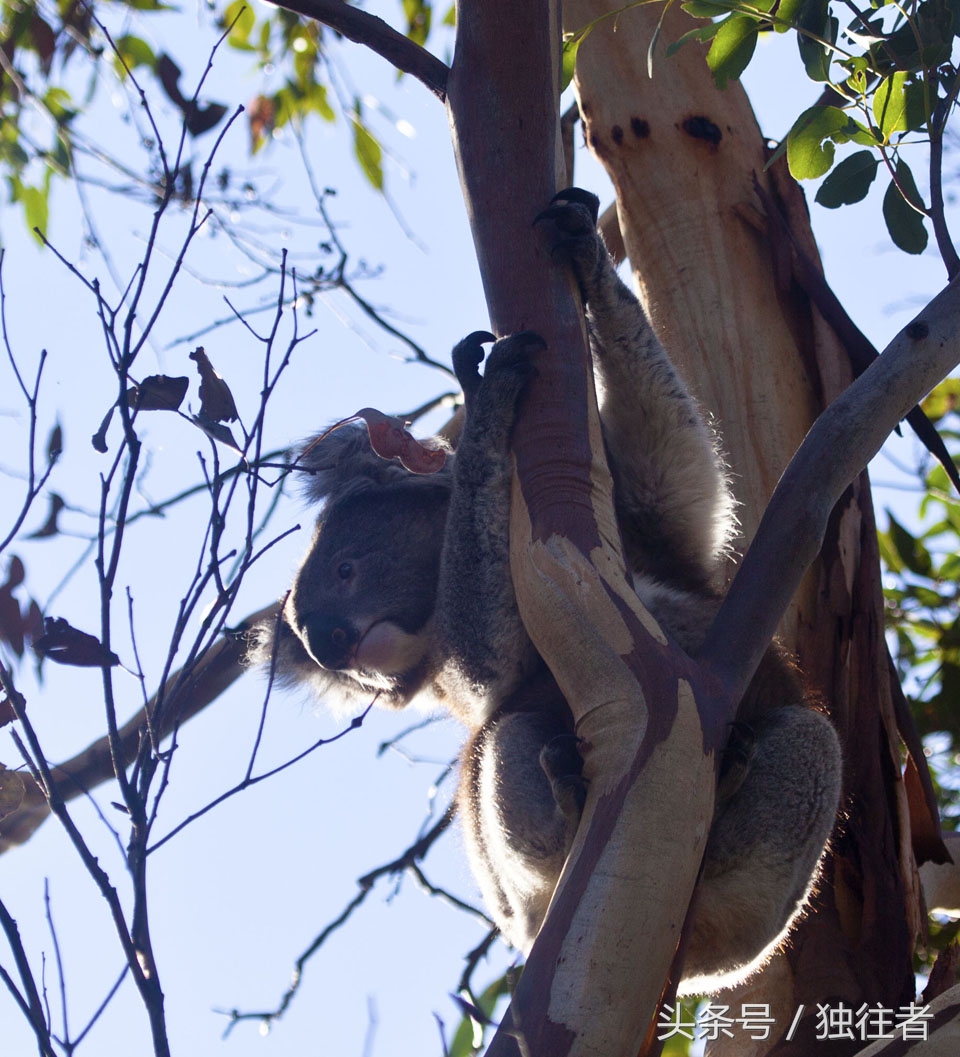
[301, 615, 358, 670]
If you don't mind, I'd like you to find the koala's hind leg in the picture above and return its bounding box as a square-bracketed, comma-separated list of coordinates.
[459, 699, 581, 952]
[681, 705, 841, 995]
[537, 190, 734, 587]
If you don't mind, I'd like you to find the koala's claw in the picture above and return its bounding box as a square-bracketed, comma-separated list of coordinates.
[452, 330, 496, 397]
[534, 187, 601, 232]
[552, 186, 601, 217]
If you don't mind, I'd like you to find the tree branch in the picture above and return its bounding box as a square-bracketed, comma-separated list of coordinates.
[700, 279, 960, 702]
[0, 603, 277, 854]
[273, 0, 449, 100]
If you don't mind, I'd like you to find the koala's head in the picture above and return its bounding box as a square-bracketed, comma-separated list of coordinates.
[257, 424, 452, 709]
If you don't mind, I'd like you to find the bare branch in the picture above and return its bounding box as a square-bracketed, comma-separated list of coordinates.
[221, 803, 467, 1034]
[701, 278, 960, 701]
[0, 604, 278, 854]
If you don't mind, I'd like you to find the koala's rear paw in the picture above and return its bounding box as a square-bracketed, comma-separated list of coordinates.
[540, 733, 587, 822]
[717, 720, 756, 805]
[535, 187, 601, 229]
[535, 188, 603, 282]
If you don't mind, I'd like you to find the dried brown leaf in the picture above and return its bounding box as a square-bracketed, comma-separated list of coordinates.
[127, 374, 189, 411]
[34, 617, 120, 668]
[0, 766, 25, 821]
[190, 347, 239, 423]
[27, 494, 65, 539]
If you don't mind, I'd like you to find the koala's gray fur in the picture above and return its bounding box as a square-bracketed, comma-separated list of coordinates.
[258, 189, 842, 996]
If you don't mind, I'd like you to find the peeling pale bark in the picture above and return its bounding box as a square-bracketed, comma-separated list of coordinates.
[564, 3, 936, 1052]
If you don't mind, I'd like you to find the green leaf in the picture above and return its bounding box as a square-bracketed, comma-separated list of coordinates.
[884, 0, 953, 71]
[797, 0, 837, 81]
[887, 512, 933, 576]
[561, 9, 626, 91]
[815, 149, 878, 207]
[113, 34, 157, 78]
[224, 0, 256, 50]
[873, 72, 928, 140]
[942, 553, 960, 580]
[306, 82, 335, 122]
[561, 32, 583, 91]
[448, 974, 512, 1057]
[48, 137, 71, 177]
[20, 183, 48, 243]
[786, 105, 845, 179]
[402, 0, 432, 47]
[293, 37, 320, 89]
[258, 19, 271, 53]
[841, 54, 870, 96]
[882, 161, 928, 254]
[922, 378, 960, 422]
[877, 527, 902, 573]
[785, 105, 876, 179]
[352, 110, 384, 191]
[775, 0, 806, 29]
[41, 86, 76, 126]
[665, 21, 724, 57]
[706, 15, 759, 90]
[681, 0, 735, 15]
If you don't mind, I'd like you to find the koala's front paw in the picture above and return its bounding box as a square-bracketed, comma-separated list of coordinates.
[453, 330, 540, 419]
[484, 331, 544, 391]
[535, 188, 603, 283]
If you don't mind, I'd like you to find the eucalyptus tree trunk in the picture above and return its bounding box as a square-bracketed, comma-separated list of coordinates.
[566, 2, 923, 1052]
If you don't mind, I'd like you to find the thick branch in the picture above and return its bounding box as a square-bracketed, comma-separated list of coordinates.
[701, 280, 960, 700]
[449, 4, 717, 1056]
[0, 603, 277, 853]
[272, 0, 449, 99]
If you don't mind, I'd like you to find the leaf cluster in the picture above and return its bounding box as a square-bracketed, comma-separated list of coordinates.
[675, 0, 960, 256]
[0, 0, 456, 235]
[880, 379, 960, 814]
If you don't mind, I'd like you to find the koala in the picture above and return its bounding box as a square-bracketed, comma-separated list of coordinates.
[260, 188, 842, 996]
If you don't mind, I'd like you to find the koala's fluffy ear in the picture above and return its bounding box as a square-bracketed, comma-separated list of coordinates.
[292, 423, 450, 504]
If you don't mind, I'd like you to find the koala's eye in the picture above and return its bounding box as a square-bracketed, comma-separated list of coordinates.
[337, 561, 354, 581]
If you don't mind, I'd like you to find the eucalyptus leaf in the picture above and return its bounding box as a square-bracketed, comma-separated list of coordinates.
[815, 150, 878, 207]
[887, 512, 933, 577]
[681, 0, 736, 15]
[706, 15, 759, 90]
[797, 0, 837, 81]
[352, 113, 384, 192]
[776, 0, 806, 29]
[786, 105, 847, 179]
[666, 21, 724, 58]
[873, 72, 927, 140]
[882, 162, 928, 254]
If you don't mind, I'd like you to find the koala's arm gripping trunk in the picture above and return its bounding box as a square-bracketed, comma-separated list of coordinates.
[446, 3, 726, 1056]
